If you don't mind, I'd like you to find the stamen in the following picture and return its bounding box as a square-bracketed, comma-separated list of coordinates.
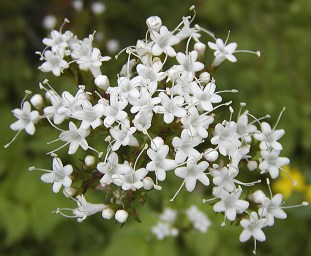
[134, 144, 148, 170]
[272, 107, 286, 131]
[4, 130, 22, 148]
[169, 180, 185, 202]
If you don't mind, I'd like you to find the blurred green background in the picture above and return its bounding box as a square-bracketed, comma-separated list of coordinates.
[0, 0, 310, 255]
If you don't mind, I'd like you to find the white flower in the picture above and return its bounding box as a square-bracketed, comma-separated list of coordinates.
[239, 212, 267, 242]
[72, 195, 106, 222]
[72, 100, 106, 129]
[150, 26, 180, 57]
[40, 157, 73, 193]
[213, 189, 249, 221]
[151, 222, 178, 240]
[10, 101, 40, 135]
[159, 208, 178, 223]
[146, 141, 177, 181]
[172, 129, 202, 163]
[109, 120, 139, 151]
[259, 150, 290, 179]
[208, 38, 237, 66]
[175, 51, 204, 76]
[236, 112, 257, 143]
[42, 30, 70, 54]
[185, 205, 211, 233]
[181, 106, 214, 139]
[112, 168, 148, 191]
[59, 122, 90, 154]
[210, 166, 237, 193]
[190, 81, 222, 112]
[258, 194, 287, 226]
[211, 121, 241, 156]
[174, 159, 209, 192]
[153, 92, 187, 124]
[39, 50, 68, 76]
[103, 94, 128, 127]
[97, 152, 132, 185]
[254, 122, 285, 151]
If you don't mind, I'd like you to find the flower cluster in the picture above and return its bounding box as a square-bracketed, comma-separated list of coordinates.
[151, 205, 211, 240]
[5, 7, 308, 253]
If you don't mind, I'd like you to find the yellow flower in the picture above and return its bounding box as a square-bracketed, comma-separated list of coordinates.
[272, 166, 306, 199]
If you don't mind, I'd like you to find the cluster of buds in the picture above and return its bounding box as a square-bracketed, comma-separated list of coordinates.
[5, 6, 308, 253]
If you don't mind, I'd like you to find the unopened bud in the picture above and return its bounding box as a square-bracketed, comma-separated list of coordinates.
[95, 75, 109, 90]
[194, 42, 206, 57]
[146, 16, 162, 31]
[143, 177, 154, 190]
[203, 148, 218, 162]
[249, 190, 267, 204]
[102, 208, 114, 219]
[115, 209, 128, 223]
[199, 72, 211, 84]
[85, 155, 96, 166]
[247, 160, 258, 171]
[30, 94, 44, 109]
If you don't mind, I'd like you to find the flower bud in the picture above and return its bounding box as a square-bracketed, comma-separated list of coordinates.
[203, 148, 218, 162]
[199, 72, 211, 84]
[247, 160, 258, 171]
[115, 209, 128, 223]
[95, 75, 109, 90]
[249, 190, 267, 204]
[102, 208, 114, 219]
[194, 42, 206, 57]
[143, 177, 154, 190]
[85, 155, 96, 166]
[30, 94, 44, 109]
[146, 16, 162, 31]
[63, 187, 77, 197]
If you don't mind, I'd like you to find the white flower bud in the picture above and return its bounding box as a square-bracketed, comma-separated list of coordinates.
[203, 148, 218, 162]
[199, 72, 211, 84]
[115, 209, 128, 223]
[30, 94, 44, 109]
[143, 177, 154, 190]
[95, 75, 109, 90]
[63, 187, 77, 197]
[194, 42, 206, 57]
[247, 160, 258, 171]
[146, 16, 162, 31]
[102, 208, 114, 219]
[106, 39, 119, 54]
[249, 190, 267, 204]
[85, 155, 96, 166]
[43, 15, 57, 30]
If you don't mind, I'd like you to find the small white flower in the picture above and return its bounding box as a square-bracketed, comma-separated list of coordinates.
[213, 189, 249, 221]
[59, 122, 90, 154]
[259, 150, 290, 179]
[172, 129, 202, 163]
[97, 152, 132, 185]
[150, 26, 180, 57]
[208, 38, 237, 66]
[239, 212, 267, 242]
[112, 168, 148, 191]
[40, 157, 73, 193]
[10, 101, 40, 135]
[146, 142, 177, 181]
[39, 50, 68, 76]
[185, 205, 211, 233]
[109, 120, 139, 151]
[174, 159, 209, 192]
[254, 122, 285, 151]
[258, 194, 287, 226]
